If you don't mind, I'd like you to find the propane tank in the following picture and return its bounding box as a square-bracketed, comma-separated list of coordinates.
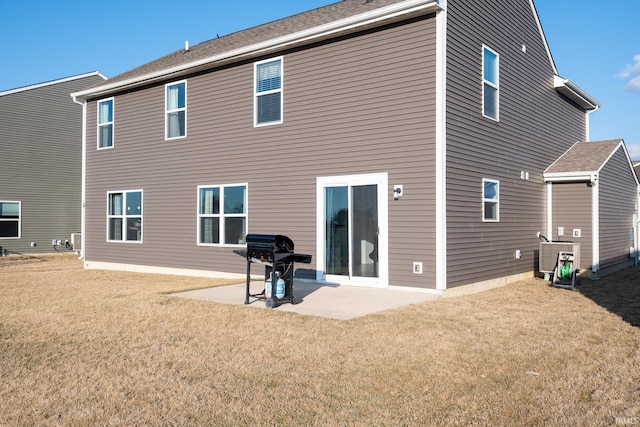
[265, 275, 273, 298]
[275, 273, 285, 299]
[265, 272, 286, 299]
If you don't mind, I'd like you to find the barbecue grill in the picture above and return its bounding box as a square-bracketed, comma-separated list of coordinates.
[234, 234, 312, 308]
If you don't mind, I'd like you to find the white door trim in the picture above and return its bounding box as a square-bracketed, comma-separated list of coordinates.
[316, 172, 389, 288]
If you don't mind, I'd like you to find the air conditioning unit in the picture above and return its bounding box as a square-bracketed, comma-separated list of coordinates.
[539, 242, 580, 274]
[71, 233, 82, 251]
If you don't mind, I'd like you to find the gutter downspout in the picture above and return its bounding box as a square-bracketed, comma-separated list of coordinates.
[635, 189, 640, 266]
[72, 95, 87, 260]
[585, 101, 599, 273]
[591, 176, 599, 274]
[546, 182, 553, 240]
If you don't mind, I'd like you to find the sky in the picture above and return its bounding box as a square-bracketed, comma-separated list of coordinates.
[1, 0, 639, 159]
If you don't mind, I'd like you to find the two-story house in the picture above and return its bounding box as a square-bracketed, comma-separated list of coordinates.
[0, 72, 106, 256]
[71, 0, 639, 293]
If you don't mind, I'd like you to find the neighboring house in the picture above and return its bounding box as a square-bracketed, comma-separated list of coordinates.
[0, 72, 107, 255]
[544, 140, 639, 275]
[71, 0, 638, 294]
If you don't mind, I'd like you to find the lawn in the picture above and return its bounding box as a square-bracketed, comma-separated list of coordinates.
[1, 254, 639, 426]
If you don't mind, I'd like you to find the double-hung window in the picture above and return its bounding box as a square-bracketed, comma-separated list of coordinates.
[482, 179, 499, 222]
[255, 58, 283, 126]
[198, 184, 247, 245]
[107, 190, 143, 242]
[97, 98, 114, 149]
[166, 81, 187, 139]
[0, 201, 20, 238]
[482, 46, 499, 121]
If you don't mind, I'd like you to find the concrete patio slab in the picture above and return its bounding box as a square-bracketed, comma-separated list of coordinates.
[172, 282, 441, 320]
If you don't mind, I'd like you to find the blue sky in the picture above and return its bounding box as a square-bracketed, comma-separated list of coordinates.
[2, 0, 638, 159]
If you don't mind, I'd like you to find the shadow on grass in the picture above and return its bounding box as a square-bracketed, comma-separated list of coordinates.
[576, 265, 640, 328]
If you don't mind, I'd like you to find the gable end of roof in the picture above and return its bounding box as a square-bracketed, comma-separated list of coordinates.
[543, 139, 636, 183]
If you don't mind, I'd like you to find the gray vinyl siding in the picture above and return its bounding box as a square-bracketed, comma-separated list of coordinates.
[445, 0, 587, 287]
[0, 74, 105, 255]
[85, 17, 438, 287]
[598, 148, 637, 269]
[551, 183, 592, 271]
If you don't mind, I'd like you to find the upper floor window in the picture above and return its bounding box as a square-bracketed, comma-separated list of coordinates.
[482, 46, 499, 121]
[98, 98, 114, 149]
[0, 201, 20, 239]
[482, 179, 499, 222]
[166, 81, 186, 139]
[197, 184, 247, 245]
[107, 190, 143, 242]
[255, 58, 283, 126]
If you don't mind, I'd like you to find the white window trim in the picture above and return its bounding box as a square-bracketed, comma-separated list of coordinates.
[97, 97, 114, 150]
[106, 190, 143, 243]
[254, 57, 283, 127]
[197, 183, 248, 247]
[165, 80, 187, 140]
[0, 200, 21, 239]
[482, 178, 500, 222]
[482, 45, 499, 122]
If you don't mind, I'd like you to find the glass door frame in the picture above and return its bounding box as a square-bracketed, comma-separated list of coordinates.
[316, 172, 388, 288]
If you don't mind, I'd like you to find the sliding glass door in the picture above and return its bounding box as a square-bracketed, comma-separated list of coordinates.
[317, 173, 388, 287]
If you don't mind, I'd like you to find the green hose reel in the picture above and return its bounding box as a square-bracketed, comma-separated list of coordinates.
[559, 263, 572, 280]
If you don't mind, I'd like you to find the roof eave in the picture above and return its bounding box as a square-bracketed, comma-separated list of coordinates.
[553, 75, 600, 111]
[72, 0, 442, 100]
[1, 71, 106, 97]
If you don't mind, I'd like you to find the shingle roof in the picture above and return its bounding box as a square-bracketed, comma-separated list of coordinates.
[544, 140, 624, 174]
[77, 0, 433, 98]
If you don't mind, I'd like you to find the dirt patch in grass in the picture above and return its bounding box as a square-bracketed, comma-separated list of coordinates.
[1, 254, 639, 425]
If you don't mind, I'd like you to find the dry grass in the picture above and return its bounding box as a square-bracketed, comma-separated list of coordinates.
[1, 254, 639, 426]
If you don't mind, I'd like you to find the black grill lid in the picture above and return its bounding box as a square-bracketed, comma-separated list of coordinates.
[245, 234, 294, 261]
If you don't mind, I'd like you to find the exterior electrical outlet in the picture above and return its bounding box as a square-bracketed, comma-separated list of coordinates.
[413, 262, 423, 274]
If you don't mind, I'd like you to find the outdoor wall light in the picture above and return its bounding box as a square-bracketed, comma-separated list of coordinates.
[393, 185, 403, 200]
